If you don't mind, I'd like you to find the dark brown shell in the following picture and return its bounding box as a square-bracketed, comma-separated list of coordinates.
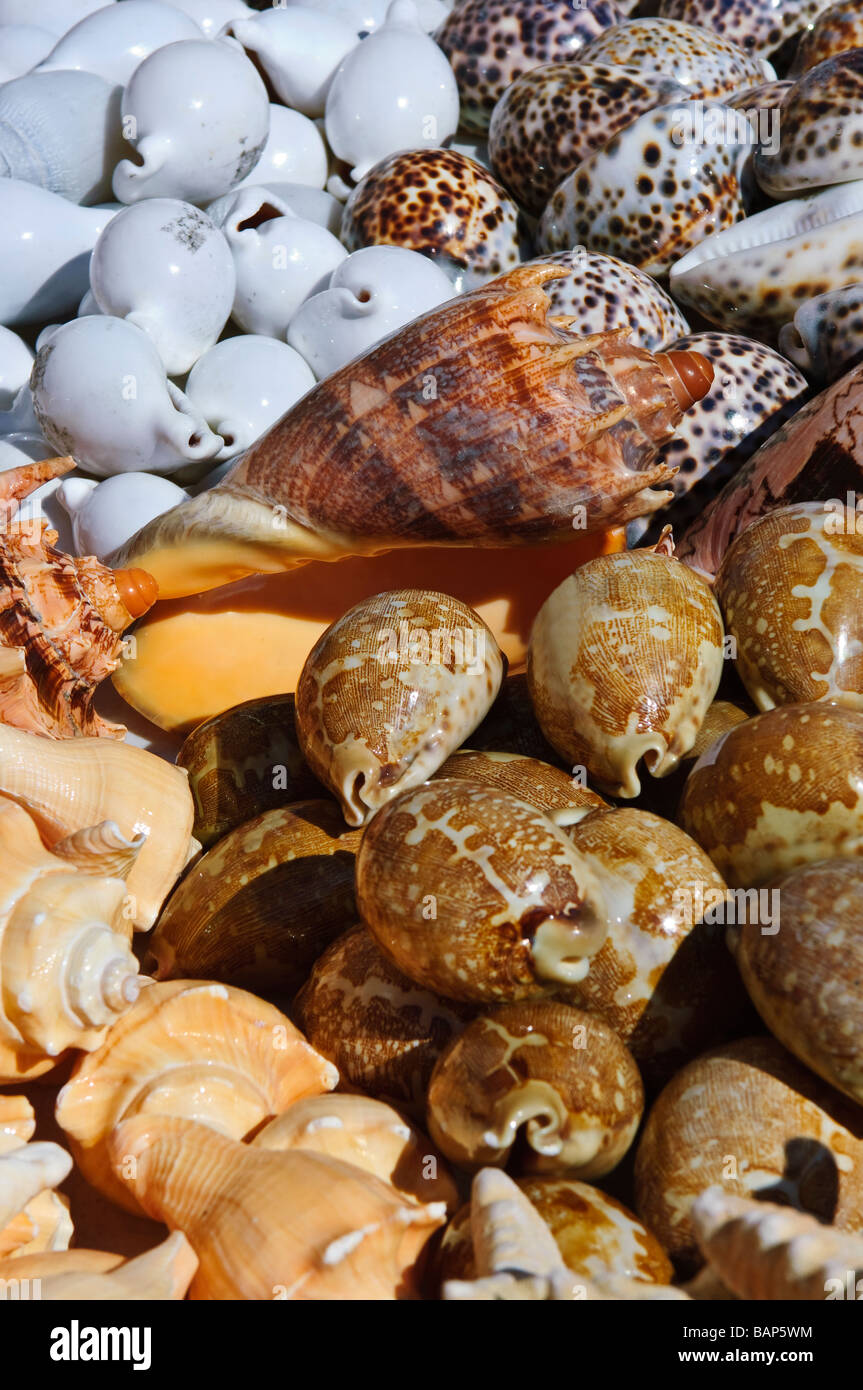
[469, 672, 567, 764]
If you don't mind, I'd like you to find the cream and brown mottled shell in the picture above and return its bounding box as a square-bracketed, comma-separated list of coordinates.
[659, 0, 832, 61]
[579, 17, 774, 97]
[434, 749, 609, 823]
[791, 0, 863, 75]
[528, 541, 725, 798]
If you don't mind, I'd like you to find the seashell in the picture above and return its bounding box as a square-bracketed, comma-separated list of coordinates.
[634, 332, 809, 546]
[0, 24, 54, 83]
[111, 1114, 446, 1299]
[35, 0, 201, 87]
[729, 858, 863, 1107]
[295, 589, 504, 826]
[0, 1141, 72, 1259]
[0, 0, 109, 35]
[633, 1035, 863, 1274]
[579, 18, 775, 98]
[0, 181, 115, 328]
[233, 104, 328, 194]
[0, 70, 125, 207]
[790, 0, 863, 74]
[524, 251, 690, 354]
[170, 0, 253, 36]
[670, 181, 863, 344]
[538, 100, 751, 277]
[488, 63, 688, 218]
[755, 51, 863, 199]
[58, 474, 189, 564]
[692, 1186, 863, 1302]
[55, 979, 338, 1215]
[356, 780, 609, 1002]
[146, 800, 361, 994]
[0, 1095, 35, 1152]
[254, 181, 343, 235]
[112, 38, 271, 206]
[470, 672, 571, 765]
[434, 0, 622, 134]
[295, 925, 474, 1114]
[426, 1000, 643, 1177]
[527, 540, 725, 799]
[228, 5, 359, 118]
[679, 702, 863, 886]
[0, 722, 196, 930]
[31, 317, 223, 479]
[779, 281, 863, 383]
[0, 328, 33, 412]
[715, 501, 863, 711]
[658, 0, 831, 61]
[183, 336, 315, 462]
[108, 265, 713, 599]
[560, 808, 748, 1090]
[0, 458, 158, 739]
[433, 749, 609, 823]
[340, 148, 522, 293]
[287, 245, 455, 381]
[725, 76, 794, 113]
[0, 1230, 198, 1300]
[252, 1093, 459, 1211]
[0, 797, 145, 1082]
[88, 200, 236, 377]
[176, 692, 323, 849]
[324, 0, 459, 182]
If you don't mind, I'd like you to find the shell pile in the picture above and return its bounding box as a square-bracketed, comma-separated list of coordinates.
[1, 0, 863, 1314]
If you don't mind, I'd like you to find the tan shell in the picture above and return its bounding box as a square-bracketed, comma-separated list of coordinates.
[253, 1094, 458, 1212]
[0, 797, 143, 1083]
[434, 749, 609, 825]
[0, 723, 196, 930]
[560, 807, 749, 1088]
[146, 800, 361, 994]
[0, 1232, 197, 1300]
[0, 1095, 35, 1151]
[426, 1000, 643, 1179]
[730, 858, 863, 1107]
[295, 589, 505, 827]
[692, 1186, 863, 1301]
[176, 691, 324, 848]
[293, 925, 475, 1116]
[355, 779, 609, 1003]
[55, 979, 338, 1215]
[527, 543, 725, 797]
[715, 502, 863, 711]
[0, 1140, 72, 1260]
[109, 1114, 446, 1300]
[679, 702, 863, 886]
[634, 1036, 863, 1274]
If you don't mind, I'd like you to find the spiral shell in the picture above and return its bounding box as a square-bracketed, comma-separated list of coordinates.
[779, 281, 863, 384]
[527, 542, 725, 798]
[434, 749, 609, 823]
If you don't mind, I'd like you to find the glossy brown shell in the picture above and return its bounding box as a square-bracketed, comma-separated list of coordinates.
[434, 749, 609, 822]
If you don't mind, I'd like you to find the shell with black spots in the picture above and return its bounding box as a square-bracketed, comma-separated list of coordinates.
[579, 18, 774, 97]
[526, 252, 690, 352]
[790, 0, 863, 75]
[779, 280, 863, 382]
[754, 51, 863, 198]
[658, 0, 836, 62]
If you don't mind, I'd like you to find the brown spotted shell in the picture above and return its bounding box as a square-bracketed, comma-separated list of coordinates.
[658, 0, 832, 61]
[434, 1177, 673, 1290]
[526, 251, 690, 353]
[145, 801, 361, 995]
[293, 925, 475, 1117]
[730, 858, 863, 1107]
[355, 778, 609, 1004]
[579, 17, 775, 96]
[561, 808, 749, 1089]
[715, 502, 863, 712]
[527, 545, 725, 799]
[426, 1000, 643, 1177]
[176, 693, 324, 849]
[294, 589, 504, 828]
[434, 749, 609, 823]
[790, 0, 863, 75]
[633, 1035, 863, 1275]
[678, 702, 863, 887]
[755, 50, 863, 197]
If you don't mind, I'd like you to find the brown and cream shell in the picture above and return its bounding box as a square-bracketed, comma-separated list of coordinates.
[658, 0, 833, 62]
[755, 50, 863, 198]
[579, 18, 775, 97]
[433, 749, 609, 823]
[526, 251, 690, 353]
[790, 0, 863, 75]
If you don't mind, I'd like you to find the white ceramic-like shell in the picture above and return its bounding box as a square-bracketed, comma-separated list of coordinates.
[227, 6, 359, 118]
[0, 182, 113, 327]
[35, 1, 202, 87]
[0, 70, 125, 205]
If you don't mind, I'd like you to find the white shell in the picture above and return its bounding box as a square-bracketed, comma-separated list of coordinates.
[89, 199, 236, 375]
[58, 472, 189, 560]
[233, 104, 329, 192]
[0, 71, 125, 206]
[35, 1, 202, 87]
[325, 0, 459, 180]
[209, 187, 347, 338]
[0, 328, 33, 411]
[0, 24, 54, 82]
[228, 6, 358, 117]
[112, 38, 270, 206]
[281, 0, 448, 35]
[0, 181, 115, 327]
[0, 0, 111, 36]
[166, 0, 253, 38]
[288, 244, 454, 377]
[184, 335, 315, 459]
[258, 182, 343, 235]
[31, 316, 223, 478]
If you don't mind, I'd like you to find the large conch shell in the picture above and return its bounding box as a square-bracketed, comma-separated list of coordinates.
[0, 456, 157, 737]
[0, 1096, 73, 1260]
[0, 723, 196, 931]
[0, 1232, 198, 1300]
[692, 1187, 863, 1301]
[108, 265, 714, 600]
[0, 796, 144, 1082]
[55, 979, 338, 1215]
[109, 1114, 447, 1300]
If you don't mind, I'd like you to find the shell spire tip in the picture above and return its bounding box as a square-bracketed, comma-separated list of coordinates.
[657, 350, 715, 411]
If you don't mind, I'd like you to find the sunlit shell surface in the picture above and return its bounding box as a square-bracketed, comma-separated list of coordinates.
[526, 251, 690, 353]
[579, 18, 774, 98]
[755, 51, 863, 198]
[659, 0, 835, 60]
